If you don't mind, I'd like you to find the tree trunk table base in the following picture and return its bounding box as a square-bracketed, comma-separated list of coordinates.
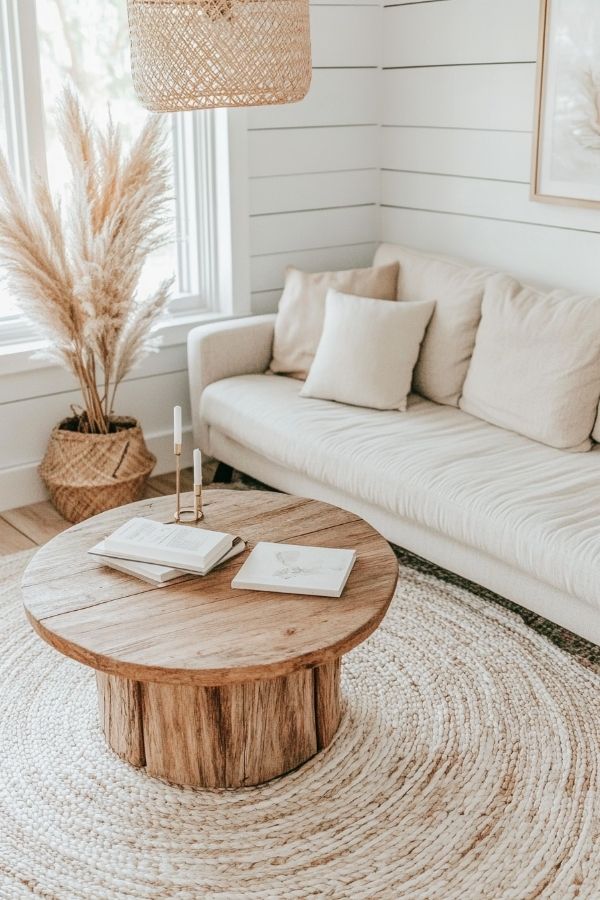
[23, 492, 398, 791]
[96, 659, 342, 789]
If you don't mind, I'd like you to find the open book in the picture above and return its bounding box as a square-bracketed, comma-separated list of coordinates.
[98, 517, 237, 576]
[89, 537, 246, 584]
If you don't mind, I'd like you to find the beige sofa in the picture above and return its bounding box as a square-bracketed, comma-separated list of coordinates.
[188, 245, 600, 644]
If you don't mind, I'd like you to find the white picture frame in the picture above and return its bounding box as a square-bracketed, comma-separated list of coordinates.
[532, 0, 600, 208]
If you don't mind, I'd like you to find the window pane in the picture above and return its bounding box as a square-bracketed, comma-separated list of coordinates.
[0, 69, 7, 153]
[36, 0, 177, 300]
[0, 61, 19, 319]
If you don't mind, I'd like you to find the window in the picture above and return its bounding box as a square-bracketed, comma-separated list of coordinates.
[37, 0, 178, 308]
[0, 0, 239, 346]
[0, 56, 7, 156]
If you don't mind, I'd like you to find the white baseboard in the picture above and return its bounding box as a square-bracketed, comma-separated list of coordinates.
[0, 427, 193, 513]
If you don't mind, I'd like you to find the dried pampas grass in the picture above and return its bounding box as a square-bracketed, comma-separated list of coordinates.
[0, 88, 172, 433]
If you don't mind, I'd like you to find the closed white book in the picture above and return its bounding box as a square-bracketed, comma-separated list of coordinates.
[89, 538, 246, 584]
[89, 542, 190, 584]
[231, 542, 357, 598]
[101, 517, 235, 576]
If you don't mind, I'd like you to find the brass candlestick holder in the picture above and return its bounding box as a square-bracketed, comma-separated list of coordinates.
[173, 444, 203, 523]
[193, 482, 203, 521]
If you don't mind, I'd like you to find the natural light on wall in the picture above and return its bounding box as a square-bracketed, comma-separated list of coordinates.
[0, 0, 225, 340]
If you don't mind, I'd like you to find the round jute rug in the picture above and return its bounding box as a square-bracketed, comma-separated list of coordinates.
[1, 551, 600, 899]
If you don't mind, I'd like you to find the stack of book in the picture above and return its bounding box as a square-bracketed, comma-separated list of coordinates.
[90, 518, 359, 598]
[89, 517, 245, 584]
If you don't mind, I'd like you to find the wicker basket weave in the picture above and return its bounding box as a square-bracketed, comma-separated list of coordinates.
[40, 417, 156, 524]
[127, 0, 312, 111]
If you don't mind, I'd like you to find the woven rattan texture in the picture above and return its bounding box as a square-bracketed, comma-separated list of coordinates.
[40, 421, 155, 523]
[128, 0, 312, 111]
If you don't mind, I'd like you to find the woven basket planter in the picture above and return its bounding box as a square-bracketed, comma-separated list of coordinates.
[127, 0, 312, 111]
[40, 417, 156, 524]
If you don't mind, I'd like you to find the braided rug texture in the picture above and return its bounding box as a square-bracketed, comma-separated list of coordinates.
[1, 550, 600, 898]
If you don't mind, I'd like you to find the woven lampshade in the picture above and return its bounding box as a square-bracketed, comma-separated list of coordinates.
[127, 0, 312, 111]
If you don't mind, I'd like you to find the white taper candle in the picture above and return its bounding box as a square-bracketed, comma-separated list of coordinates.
[193, 448, 202, 485]
[174, 405, 182, 449]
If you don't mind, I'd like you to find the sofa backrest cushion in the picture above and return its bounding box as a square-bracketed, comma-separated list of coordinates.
[373, 243, 491, 407]
[270, 263, 399, 380]
[300, 290, 435, 411]
[460, 273, 600, 452]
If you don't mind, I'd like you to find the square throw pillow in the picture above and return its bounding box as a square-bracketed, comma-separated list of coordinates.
[270, 262, 399, 380]
[300, 290, 435, 411]
[373, 243, 491, 407]
[460, 273, 600, 452]
[593, 406, 600, 443]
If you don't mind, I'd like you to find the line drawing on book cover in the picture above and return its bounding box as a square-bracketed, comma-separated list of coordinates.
[273, 550, 346, 581]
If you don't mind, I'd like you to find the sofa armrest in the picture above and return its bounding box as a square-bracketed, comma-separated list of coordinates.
[187, 314, 276, 449]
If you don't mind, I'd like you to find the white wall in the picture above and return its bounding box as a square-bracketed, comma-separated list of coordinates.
[0, 330, 194, 510]
[380, 0, 600, 295]
[247, 0, 382, 313]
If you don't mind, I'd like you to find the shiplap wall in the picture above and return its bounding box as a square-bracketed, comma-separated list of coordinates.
[0, 339, 193, 510]
[8, 0, 600, 511]
[380, 0, 600, 295]
[248, 0, 381, 313]
[0, 0, 381, 510]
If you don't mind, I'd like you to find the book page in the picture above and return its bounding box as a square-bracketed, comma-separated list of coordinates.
[107, 518, 223, 552]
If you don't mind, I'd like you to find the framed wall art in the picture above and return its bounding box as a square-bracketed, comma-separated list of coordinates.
[532, 0, 600, 208]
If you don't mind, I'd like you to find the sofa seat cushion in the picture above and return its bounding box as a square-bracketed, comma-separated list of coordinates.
[201, 374, 600, 609]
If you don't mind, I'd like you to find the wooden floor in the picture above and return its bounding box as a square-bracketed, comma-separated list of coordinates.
[0, 467, 202, 557]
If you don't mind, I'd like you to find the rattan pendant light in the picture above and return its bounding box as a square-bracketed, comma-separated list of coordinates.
[127, 0, 312, 111]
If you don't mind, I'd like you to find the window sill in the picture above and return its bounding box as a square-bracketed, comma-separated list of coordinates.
[0, 310, 233, 377]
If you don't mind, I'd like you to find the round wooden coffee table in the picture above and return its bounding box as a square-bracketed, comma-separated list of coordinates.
[22, 490, 398, 789]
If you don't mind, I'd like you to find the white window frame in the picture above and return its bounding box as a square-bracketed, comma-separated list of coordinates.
[0, 0, 249, 350]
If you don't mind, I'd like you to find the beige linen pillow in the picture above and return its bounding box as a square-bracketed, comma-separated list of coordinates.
[593, 408, 600, 443]
[460, 274, 600, 452]
[374, 243, 491, 406]
[270, 262, 399, 380]
[300, 290, 435, 411]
